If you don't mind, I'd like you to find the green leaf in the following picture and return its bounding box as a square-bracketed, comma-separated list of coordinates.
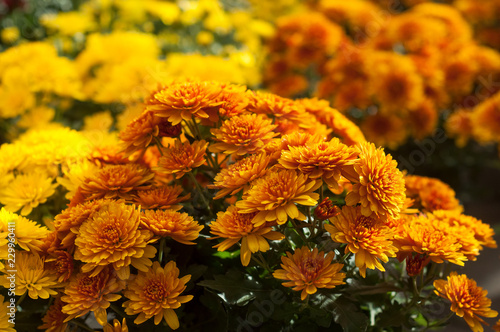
[213, 250, 240, 259]
[197, 269, 263, 305]
[322, 295, 369, 332]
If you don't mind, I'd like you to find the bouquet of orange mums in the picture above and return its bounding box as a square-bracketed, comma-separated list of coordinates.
[0, 80, 499, 332]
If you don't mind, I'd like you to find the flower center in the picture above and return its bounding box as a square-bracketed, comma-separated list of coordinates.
[101, 225, 120, 244]
[145, 280, 168, 302]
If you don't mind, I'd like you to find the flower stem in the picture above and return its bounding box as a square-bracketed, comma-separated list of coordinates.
[188, 172, 211, 214]
[17, 292, 27, 307]
[110, 303, 127, 320]
[153, 136, 164, 156]
[158, 237, 166, 263]
[70, 320, 95, 332]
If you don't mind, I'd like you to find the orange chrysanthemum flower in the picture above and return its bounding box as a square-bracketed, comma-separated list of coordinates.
[360, 113, 408, 150]
[393, 214, 468, 266]
[132, 185, 190, 210]
[61, 267, 125, 326]
[46, 250, 74, 283]
[344, 142, 406, 220]
[434, 272, 498, 332]
[208, 153, 272, 200]
[53, 199, 106, 249]
[146, 81, 223, 125]
[209, 113, 278, 156]
[123, 261, 193, 329]
[445, 109, 474, 148]
[0, 251, 58, 299]
[404, 175, 463, 213]
[118, 110, 166, 156]
[278, 137, 357, 190]
[140, 209, 203, 245]
[74, 201, 157, 280]
[38, 296, 69, 332]
[78, 164, 154, 202]
[103, 318, 129, 332]
[156, 139, 208, 179]
[325, 205, 397, 278]
[236, 169, 321, 226]
[209, 206, 284, 266]
[273, 246, 345, 300]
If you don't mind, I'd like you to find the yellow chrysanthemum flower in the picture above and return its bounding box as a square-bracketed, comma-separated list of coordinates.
[103, 318, 129, 332]
[0, 294, 15, 332]
[278, 137, 357, 190]
[0, 208, 49, 251]
[0, 252, 58, 299]
[123, 261, 193, 329]
[344, 142, 406, 220]
[210, 206, 284, 266]
[210, 113, 278, 156]
[140, 209, 203, 245]
[61, 267, 125, 326]
[273, 246, 345, 300]
[236, 169, 321, 226]
[325, 205, 397, 278]
[0, 172, 58, 216]
[434, 272, 498, 332]
[74, 201, 157, 280]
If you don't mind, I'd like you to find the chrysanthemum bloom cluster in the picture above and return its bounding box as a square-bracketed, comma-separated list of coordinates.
[263, 1, 500, 150]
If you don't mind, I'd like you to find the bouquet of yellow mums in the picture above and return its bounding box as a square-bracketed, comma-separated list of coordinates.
[0, 80, 498, 332]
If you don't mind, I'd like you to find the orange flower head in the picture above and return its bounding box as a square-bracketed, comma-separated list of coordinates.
[208, 153, 272, 200]
[156, 139, 208, 179]
[61, 267, 125, 326]
[132, 185, 190, 210]
[214, 83, 249, 120]
[38, 296, 69, 332]
[146, 81, 223, 125]
[236, 169, 321, 226]
[140, 209, 203, 245]
[278, 137, 357, 190]
[53, 199, 107, 249]
[209, 205, 284, 266]
[46, 250, 74, 283]
[119, 110, 165, 157]
[74, 201, 157, 280]
[404, 175, 462, 213]
[344, 142, 406, 220]
[314, 197, 341, 221]
[79, 164, 154, 202]
[210, 113, 278, 156]
[123, 261, 193, 329]
[273, 247, 345, 300]
[393, 214, 468, 266]
[434, 272, 498, 332]
[360, 113, 408, 150]
[445, 109, 473, 148]
[325, 205, 397, 278]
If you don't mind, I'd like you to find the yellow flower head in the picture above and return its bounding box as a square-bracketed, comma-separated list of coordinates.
[156, 139, 208, 179]
[0, 208, 49, 251]
[133, 185, 190, 210]
[434, 272, 498, 332]
[103, 318, 129, 332]
[0, 251, 58, 299]
[325, 205, 397, 278]
[147, 81, 223, 125]
[61, 267, 125, 326]
[273, 246, 345, 300]
[0, 171, 57, 216]
[74, 201, 157, 280]
[210, 113, 278, 156]
[236, 169, 321, 226]
[123, 261, 193, 329]
[140, 209, 203, 245]
[278, 137, 357, 190]
[78, 164, 155, 202]
[210, 205, 284, 266]
[0, 294, 15, 332]
[344, 142, 406, 220]
[209, 153, 272, 200]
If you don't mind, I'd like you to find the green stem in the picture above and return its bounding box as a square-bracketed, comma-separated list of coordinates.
[256, 251, 273, 274]
[290, 219, 309, 247]
[158, 237, 166, 263]
[153, 136, 164, 156]
[17, 292, 27, 307]
[109, 303, 127, 320]
[426, 311, 454, 330]
[70, 320, 95, 332]
[188, 172, 211, 214]
[191, 115, 203, 139]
